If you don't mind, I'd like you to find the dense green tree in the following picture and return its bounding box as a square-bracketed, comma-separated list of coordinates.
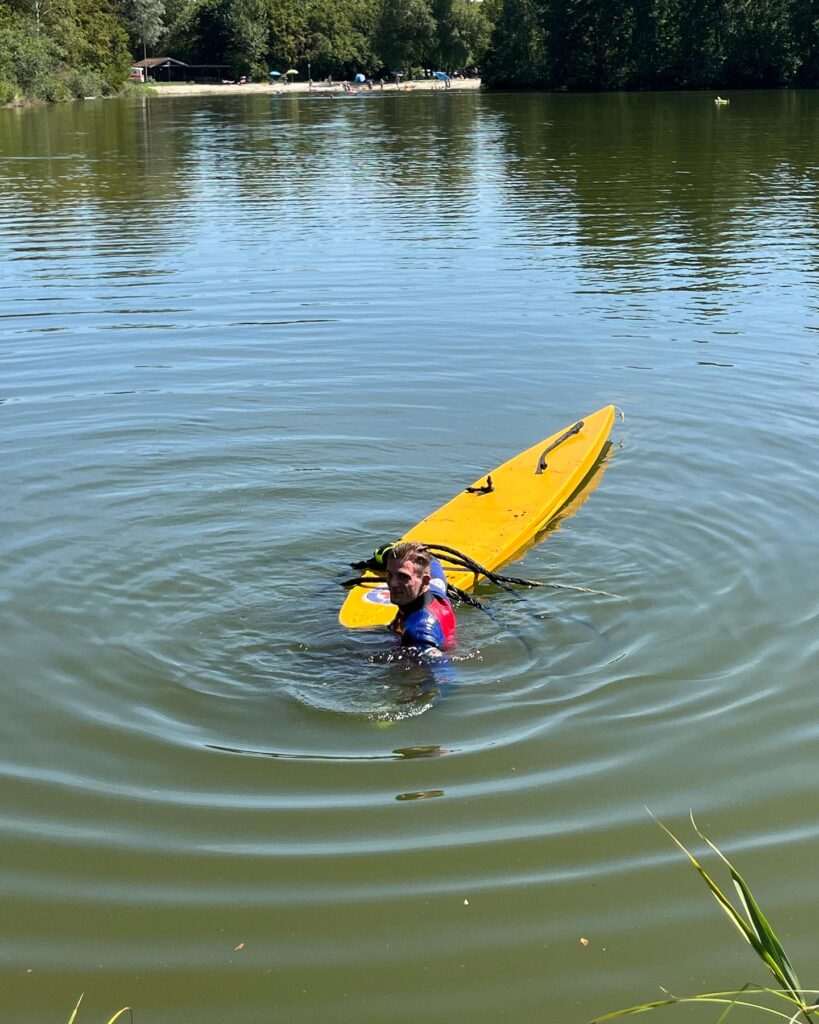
[627, 0, 660, 88]
[0, 8, 59, 95]
[167, 0, 284, 73]
[652, 0, 729, 86]
[265, 0, 306, 71]
[69, 0, 133, 83]
[225, 0, 268, 74]
[542, 0, 637, 88]
[286, 0, 375, 78]
[723, 0, 798, 85]
[791, 0, 819, 84]
[374, 0, 436, 70]
[162, 0, 193, 32]
[430, 0, 454, 65]
[124, 0, 165, 60]
[2, 0, 54, 33]
[484, 0, 545, 86]
[164, 0, 227, 63]
[432, 0, 491, 69]
[484, 0, 819, 88]
[0, 0, 130, 99]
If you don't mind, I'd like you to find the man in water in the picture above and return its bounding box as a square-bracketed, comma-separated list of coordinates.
[384, 542, 457, 651]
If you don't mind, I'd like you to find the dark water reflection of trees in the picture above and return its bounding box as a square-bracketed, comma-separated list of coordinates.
[484, 90, 819, 279]
[3, 90, 819, 274]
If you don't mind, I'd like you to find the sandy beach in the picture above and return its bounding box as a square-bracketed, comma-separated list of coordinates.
[144, 77, 482, 98]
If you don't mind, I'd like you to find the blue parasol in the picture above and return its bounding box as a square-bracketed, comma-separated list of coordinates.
[354, 73, 366, 83]
[269, 71, 281, 77]
[434, 71, 450, 81]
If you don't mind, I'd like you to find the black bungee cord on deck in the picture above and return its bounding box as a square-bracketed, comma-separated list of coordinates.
[342, 542, 548, 611]
[342, 541, 619, 605]
[349, 542, 543, 590]
[421, 543, 544, 591]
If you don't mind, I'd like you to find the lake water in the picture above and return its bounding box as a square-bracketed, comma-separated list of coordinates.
[1, 88, 817, 1023]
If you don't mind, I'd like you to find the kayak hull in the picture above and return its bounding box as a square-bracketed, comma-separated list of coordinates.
[339, 405, 616, 628]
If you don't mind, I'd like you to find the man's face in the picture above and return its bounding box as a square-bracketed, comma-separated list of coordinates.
[386, 557, 429, 607]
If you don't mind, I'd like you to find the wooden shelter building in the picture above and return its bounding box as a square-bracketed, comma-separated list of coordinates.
[132, 58, 230, 83]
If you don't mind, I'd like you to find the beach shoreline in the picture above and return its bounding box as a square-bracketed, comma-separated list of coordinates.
[142, 78, 482, 98]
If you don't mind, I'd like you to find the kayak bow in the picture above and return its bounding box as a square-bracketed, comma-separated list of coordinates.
[339, 405, 616, 628]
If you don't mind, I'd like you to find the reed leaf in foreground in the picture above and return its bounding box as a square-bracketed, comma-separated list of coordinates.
[68, 993, 132, 1024]
[589, 815, 816, 1024]
[592, 987, 819, 1023]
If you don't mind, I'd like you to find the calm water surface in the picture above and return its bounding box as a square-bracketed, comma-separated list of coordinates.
[1, 89, 818, 1023]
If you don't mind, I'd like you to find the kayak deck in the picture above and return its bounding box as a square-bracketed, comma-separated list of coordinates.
[339, 405, 615, 628]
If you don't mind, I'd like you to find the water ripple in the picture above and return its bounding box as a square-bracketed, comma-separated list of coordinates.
[2, 88, 819, 1024]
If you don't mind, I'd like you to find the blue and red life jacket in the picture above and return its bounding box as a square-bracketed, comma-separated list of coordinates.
[391, 558, 457, 651]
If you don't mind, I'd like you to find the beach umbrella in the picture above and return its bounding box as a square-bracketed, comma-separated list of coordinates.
[354, 73, 366, 83]
[269, 70, 281, 77]
[285, 69, 298, 76]
[434, 71, 450, 81]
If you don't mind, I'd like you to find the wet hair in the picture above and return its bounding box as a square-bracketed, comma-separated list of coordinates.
[387, 542, 431, 575]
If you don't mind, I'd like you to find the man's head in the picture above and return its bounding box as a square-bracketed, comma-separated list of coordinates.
[385, 542, 431, 608]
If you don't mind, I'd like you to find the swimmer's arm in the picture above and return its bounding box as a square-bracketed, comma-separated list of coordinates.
[397, 642, 457, 698]
[398, 606, 457, 697]
[417, 646, 457, 697]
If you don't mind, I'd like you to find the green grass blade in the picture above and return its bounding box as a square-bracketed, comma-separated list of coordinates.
[590, 991, 799, 1023]
[731, 868, 802, 998]
[66, 993, 131, 1024]
[689, 815, 804, 1001]
[654, 818, 758, 948]
[670, 996, 794, 1020]
[67, 994, 84, 1024]
[588, 996, 679, 1021]
[715, 982, 757, 1024]
[655, 815, 809, 999]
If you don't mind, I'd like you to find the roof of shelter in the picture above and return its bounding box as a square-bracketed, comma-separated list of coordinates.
[133, 57, 229, 69]
[133, 57, 187, 68]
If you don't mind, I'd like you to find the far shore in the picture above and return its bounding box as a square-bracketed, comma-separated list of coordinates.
[142, 77, 482, 98]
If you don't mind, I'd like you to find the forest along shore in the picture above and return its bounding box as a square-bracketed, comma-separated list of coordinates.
[144, 78, 482, 98]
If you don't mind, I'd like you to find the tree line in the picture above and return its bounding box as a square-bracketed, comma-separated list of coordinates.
[2, 0, 819, 104]
[0, 0, 493, 103]
[146, 0, 494, 82]
[0, 0, 132, 102]
[486, 0, 819, 89]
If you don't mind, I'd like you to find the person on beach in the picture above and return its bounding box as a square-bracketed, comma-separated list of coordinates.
[384, 542, 456, 652]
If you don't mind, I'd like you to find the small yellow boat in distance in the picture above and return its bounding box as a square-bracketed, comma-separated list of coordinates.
[339, 405, 616, 629]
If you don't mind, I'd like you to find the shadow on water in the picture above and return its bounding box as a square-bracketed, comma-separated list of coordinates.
[206, 742, 450, 762]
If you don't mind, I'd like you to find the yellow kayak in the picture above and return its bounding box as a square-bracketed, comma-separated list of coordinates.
[340, 405, 616, 628]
